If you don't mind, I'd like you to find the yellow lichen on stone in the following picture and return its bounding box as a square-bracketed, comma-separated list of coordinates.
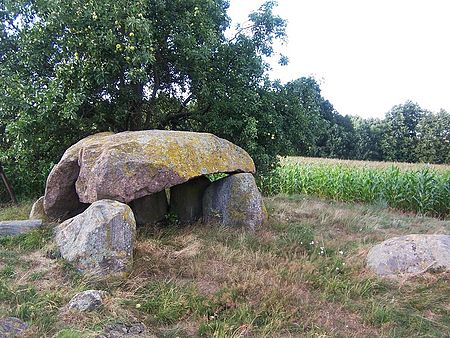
[73, 130, 256, 203]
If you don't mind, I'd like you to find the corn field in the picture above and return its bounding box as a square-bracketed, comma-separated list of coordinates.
[259, 157, 450, 218]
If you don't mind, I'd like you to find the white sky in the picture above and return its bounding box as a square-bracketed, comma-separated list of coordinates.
[227, 0, 450, 118]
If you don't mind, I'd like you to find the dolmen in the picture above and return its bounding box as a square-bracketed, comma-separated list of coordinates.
[37, 130, 266, 278]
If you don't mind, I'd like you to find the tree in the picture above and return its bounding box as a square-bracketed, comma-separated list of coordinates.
[352, 117, 383, 161]
[415, 110, 450, 164]
[0, 163, 17, 204]
[277, 77, 329, 156]
[380, 101, 425, 162]
[0, 0, 286, 196]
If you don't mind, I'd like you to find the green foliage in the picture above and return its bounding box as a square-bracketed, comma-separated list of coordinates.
[415, 110, 450, 164]
[276, 77, 357, 159]
[260, 161, 450, 217]
[351, 117, 383, 161]
[0, 0, 288, 196]
[1, 0, 448, 201]
[380, 101, 426, 163]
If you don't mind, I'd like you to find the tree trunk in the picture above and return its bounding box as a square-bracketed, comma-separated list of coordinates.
[0, 163, 17, 204]
[128, 83, 145, 131]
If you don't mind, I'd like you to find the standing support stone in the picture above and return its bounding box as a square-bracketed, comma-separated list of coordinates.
[203, 173, 267, 230]
[29, 196, 47, 220]
[129, 191, 168, 226]
[170, 176, 210, 224]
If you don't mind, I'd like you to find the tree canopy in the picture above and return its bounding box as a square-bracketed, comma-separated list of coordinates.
[1, 0, 287, 195]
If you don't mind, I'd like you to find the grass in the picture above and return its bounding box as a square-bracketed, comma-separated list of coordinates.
[0, 196, 450, 337]
[0, 200, 35, 221]
[259, 157, 450, 218]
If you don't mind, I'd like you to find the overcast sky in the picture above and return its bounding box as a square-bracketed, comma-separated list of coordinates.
[228, 0, 450, 118]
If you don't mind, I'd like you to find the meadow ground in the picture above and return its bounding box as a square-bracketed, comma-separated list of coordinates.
[1, 195, 449, 337]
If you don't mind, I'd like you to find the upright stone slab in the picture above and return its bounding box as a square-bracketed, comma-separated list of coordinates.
[170, 176, 210, 224]
[129, 191, 168, 226]
[367, 234, 450, 277]
[203, 173, 267, 229]
[29, 196, 47, 220]
[55, 199, 136, 278]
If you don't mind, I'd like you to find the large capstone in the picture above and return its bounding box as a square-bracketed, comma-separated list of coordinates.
[367, 234, 450, 277]
[202, 173, 267, 229]
[55, 199, 136, 278]
[170, 176, 211, 224]
[129, 191, 168, 226]
[44, 131, 255, 220]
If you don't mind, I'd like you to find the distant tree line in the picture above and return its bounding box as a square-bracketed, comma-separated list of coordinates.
[1, 0, 448, 199]
[277, 78, 450, 165]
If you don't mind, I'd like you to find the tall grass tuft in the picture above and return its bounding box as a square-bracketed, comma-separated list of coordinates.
[259, 159, 450, 218]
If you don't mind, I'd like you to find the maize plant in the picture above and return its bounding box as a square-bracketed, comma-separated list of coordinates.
[259, 157, 450, 218]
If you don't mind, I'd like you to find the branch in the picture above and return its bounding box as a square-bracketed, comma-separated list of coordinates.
[144, 65, 161, 128]
[0, 163, 17, 204]
[227, 23, 255, 43]
[158, 94, 194, 128]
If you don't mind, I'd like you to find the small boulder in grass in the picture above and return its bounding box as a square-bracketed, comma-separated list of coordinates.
[367, 234, 450, 277]
[0, 317, 28, 337]
[68, 290, 106, 312]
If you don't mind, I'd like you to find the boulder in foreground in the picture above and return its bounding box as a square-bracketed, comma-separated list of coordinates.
[367, 234, 450, 277]
[203, 173, 267, 229]
[55, 200, 136, 278]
